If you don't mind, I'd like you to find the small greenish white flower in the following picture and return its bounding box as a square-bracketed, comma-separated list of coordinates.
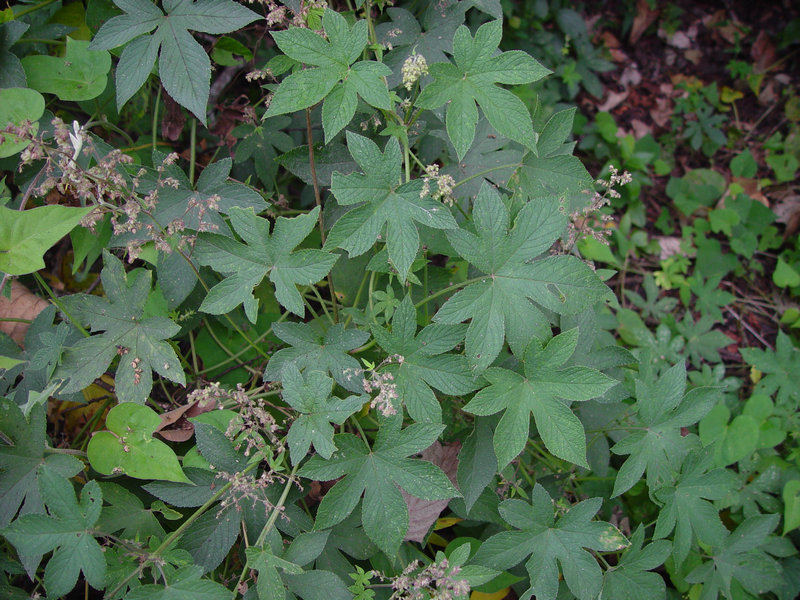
[402, 52, 428, 91]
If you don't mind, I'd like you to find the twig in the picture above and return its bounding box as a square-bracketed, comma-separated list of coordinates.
[726, 306, 774, 351]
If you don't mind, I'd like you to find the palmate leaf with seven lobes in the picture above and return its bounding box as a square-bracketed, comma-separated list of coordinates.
[471, 484, 628, 600]
[194, 206, 338, 322]
[371, 295, 477, 423]
[325, 132, 458, 283]
[298, 416, 460, 557]
[434, 183, 610, 372]
[265, 9, 392, 142]
[611, 362, 719, 498]
[463, 328, 615, 469]
[55, 251, 186, 404]
[415, 19, 549, 159]
[89, 0, 261, 121]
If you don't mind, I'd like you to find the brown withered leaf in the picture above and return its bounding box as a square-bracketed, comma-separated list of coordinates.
[630, 0, 659, 45]
[401, 441, 460, 542]
[154, 398, 217, 442]
[597, 89, 630, 113]
[751, 30, 776, 73]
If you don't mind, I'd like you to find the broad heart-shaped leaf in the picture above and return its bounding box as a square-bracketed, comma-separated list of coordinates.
[87, 403, 192, 483]
[653, 447, 738, 569]
[0, 205, 90, 275]
[684, 514, 784, 599]
[281, 363, 367, 465]
[740, 330, 800, 407]
[55, 251, 186, 404]
[298, 417, 460, 557]
[471, 484, 628, 600]
[263, 321, 369, 394]
[194, 206, 338, 321]
[0, 399, 83, 528]
[22, 37, 111, 101]
[434, 183, 609, 372]
[266, 9, 391, 142]
[601, 526, 671, 600]
[126, 564, 231, 600]
[325, 132, 458, 283]
[90, 0, 261, 121]
[463, 329, 615, 469]
[415, 19, 549, 159]
[611, 362, 718, 498]
[2, 470, 105, 599]
[372, 295, 477, 423]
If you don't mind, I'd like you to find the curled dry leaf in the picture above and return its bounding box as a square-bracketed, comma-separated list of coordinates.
[401, 440, 460, 542]
[657, 236, 684, 260]
[629, 0, 660, 45]
[0, 280, 50, 346]
[597, 90, 630, 113]
[154, 398, 218, 442]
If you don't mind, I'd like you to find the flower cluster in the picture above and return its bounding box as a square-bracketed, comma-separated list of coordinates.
[402, 53, 429, 90]
[381, 558, 470, 600]
[420, 164, 456, 206]
[564, 164, 632, 251]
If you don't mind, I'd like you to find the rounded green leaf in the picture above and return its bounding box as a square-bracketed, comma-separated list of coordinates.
[22, 37, 111, 101]
[87, 403, 192, 483]
[0, 87, 44, 158]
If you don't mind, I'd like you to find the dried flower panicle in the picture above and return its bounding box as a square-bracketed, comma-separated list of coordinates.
[564, 164, 632, 251]
[420, 164, 456, 206]
[377, 558, 470, 600]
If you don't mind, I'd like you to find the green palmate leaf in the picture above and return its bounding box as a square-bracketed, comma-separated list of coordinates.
[96, 482, 166, 540]
[126, 564, 231, 600]
[263, 321, 369, 394]
[611, 363, 719, 497]
[22, 37, 111, 101]
[415, 19, 549, 158]
[463, 328, 614, 469]
[325, 132, 458, 283]
[434, 183, 609, 372]
[234, 116, 294, 190]
[439, 117, 524, 202]
[2, 470, 105, 599]
[471, 484, 628, 600]
[0, 399, 83, 528]
[90, 0, 261, 120]
[740, 330, 800, 406]
[266, 9, 391, 142]
[0, 87, 44, 159]
[245, 545, 303, 600]
[371, 295, 477, 423]
[55, 251, 185, 403]
[457, 416, 497, 513]
[685, 514, 783, 600]
[87, 403, 191, 483]
[653, 447, 737, 568]
[515, 153, 594, 211]
[194, 206, 337, 321]
[281, 363, 366, 464]
[0, 205, 91, 275]
[298, 417, 460, 557]
[601, 526, 671, 600]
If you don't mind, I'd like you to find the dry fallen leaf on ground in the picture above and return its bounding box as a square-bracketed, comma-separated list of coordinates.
[0, 280, 50, 346]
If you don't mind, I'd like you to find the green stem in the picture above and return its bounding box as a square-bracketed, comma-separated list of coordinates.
[231, 463, 300, 598]
[343, 270, 370, 328]
[350, 416, 372, 452]
[105, 460, 260, 599]
[308, 285, 334, 325]
[189, 119, 197, 185]
[453, 162, 523, 189]
[13, 0, 59, 18]
[413, 276, 486, 310]
[198, 311, 289, 375]
[202, 319, 260, 376]
[152, 86, 162, 153]
[33, 273, 89, 337]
